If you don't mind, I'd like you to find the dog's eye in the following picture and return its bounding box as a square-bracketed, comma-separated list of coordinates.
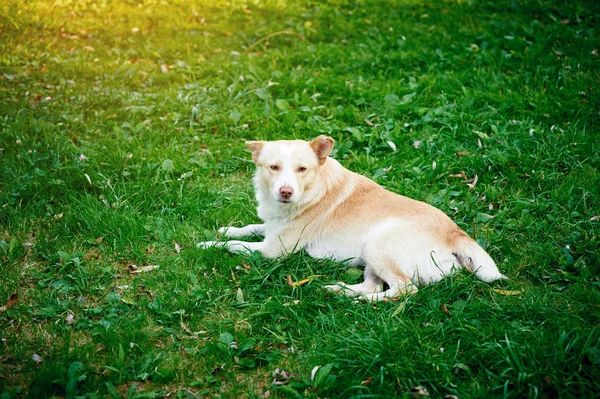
[297, 166, 307, 173]
[270, 165, 280, 171]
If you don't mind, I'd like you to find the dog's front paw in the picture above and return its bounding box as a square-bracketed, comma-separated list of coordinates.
[217, 227, 231, 236]
[218, 226, 246, 238]
[324, 283, 346, 294]
[197, 241, 218, 249]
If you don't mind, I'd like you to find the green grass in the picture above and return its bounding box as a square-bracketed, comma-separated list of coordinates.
[1, 0, 599, 397]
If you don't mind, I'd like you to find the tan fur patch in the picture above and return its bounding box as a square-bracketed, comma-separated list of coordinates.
[245, 141, 265, 164]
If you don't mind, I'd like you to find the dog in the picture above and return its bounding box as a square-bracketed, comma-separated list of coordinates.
[198, 135, 506, 301]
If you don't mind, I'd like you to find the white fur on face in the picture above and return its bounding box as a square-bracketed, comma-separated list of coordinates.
[257, 141, 319, 204]
[272, 144, 299, 202]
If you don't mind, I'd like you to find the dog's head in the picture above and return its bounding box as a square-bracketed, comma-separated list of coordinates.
[245, 136, 335, 204]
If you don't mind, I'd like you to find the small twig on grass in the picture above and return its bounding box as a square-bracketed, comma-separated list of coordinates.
[245, 30, 306, 53]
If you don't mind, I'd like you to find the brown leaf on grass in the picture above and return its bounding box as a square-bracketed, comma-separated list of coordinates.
[129, 264, 160, 274]
[180, 321, 193, 335]
[455, 151, 472, 157]
[467, 174, 479, 190]
[0, 293, 18, 313]
[286, 275, 293, 286]
[449, 171, 468, 180]
[272, 368, 292, 385]
[552, 48, 564, 57]
[493, 289, 522, 296]
[361, 376, 373, 386]
[440, 304, 451, 317]
[143, 289, 154, 301]
[410, 386, 429, 397]
[290, 275, 324, 287]
[589, 215, 600, 221]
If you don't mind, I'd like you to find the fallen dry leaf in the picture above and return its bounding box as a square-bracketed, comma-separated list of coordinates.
[181, 321, 193, 335]
[174, 242, 182, 254]
[236, 287, 244, 302]
[290, 275, 324, 287]
[361, 376, 373, 386]
[455, 151, 472, 157]
[391, 298, 408, 317]
[493, 289, 522, 296]
[449, 171, 468, 180]
[129, 264, 160, 274]
[286, 275, 293, 286]
[440, 304, 451, 317]
[467, 174, 479, 190]
[65, 313, 75, 325]
[120, 296, 136, 305]
[0, 293, 18, 312]
[589, 216, 600, 221]
[272, 368, 292, 386]
[411, 386, 429, 397]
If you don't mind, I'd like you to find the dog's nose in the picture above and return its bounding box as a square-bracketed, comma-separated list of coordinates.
[279, 186, 293, 199]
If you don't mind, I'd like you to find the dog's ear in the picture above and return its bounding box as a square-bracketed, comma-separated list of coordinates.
[310, 135, 335, 165]
[245, 141, 265, 164]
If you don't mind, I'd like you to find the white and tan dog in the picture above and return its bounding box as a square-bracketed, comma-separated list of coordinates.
[198, 136, 506, 301]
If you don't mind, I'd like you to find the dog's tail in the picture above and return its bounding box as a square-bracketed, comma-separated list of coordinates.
[453, 234, 507, 282]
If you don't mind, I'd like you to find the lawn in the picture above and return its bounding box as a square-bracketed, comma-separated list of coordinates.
[1, 0, 599, 397]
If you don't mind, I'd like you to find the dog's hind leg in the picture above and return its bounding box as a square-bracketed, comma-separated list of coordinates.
[359, 282, 418, 302]
[356, 247, 419, 302]
[324, 267, 384, 297]
[218, 224, 265, 238]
